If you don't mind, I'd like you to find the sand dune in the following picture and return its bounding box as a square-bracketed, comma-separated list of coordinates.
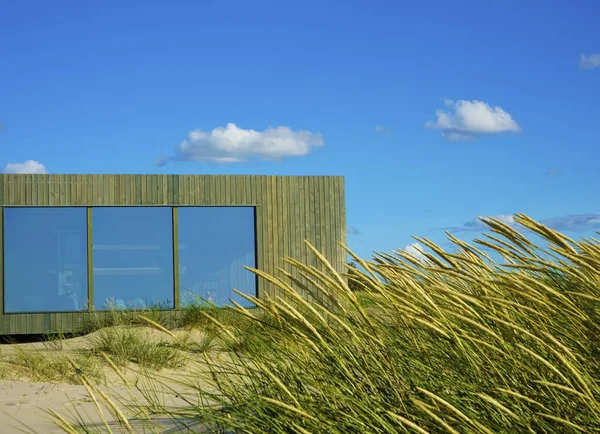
[0, 327, 221, 433]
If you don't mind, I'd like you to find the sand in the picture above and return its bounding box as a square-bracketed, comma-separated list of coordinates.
[0, 327, 221, 433]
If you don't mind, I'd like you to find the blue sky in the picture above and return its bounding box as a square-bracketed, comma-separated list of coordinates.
[1, 0, 599, 262]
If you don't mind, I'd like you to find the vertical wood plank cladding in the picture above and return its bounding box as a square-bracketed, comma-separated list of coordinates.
[20, 174, 27, 205]
[62, 174, 68, 205]
[72, 174, 79, 205]
[216, 175, 222, 205]
[140, 174, 146, 205]
[279, 175, 289, 274]
[323, 177, 331, 265]
[317, 176, 326, 264]
[231, 175, 238, 204]
[152, 176, 158, 204]
[200, 176, 207, 206]
[117, 174, 123, 205]
[132, 174, 138, 205]
[162, 174, 169, 205]
[245, 175, 252, 206]
[225, 176, 231, 205]
[187, 175, 194, 204]
[265, 176, 275, 298]
[221, 175, 227, 205]
[107, 175, 114, 205]
[0, 174, 346, 335]
[233, 176, 240, 206]
[275, 175, 284, 300]
[47, 175, 53, 205]
[288, 176, 298, 282]
[4, 176, 9, 205]
[28, 174, 33, 205]
[135, 175, 142, 205]
[63, 174, 68, 205]
[331, 177, 342, 273]
[297, 176, 307, 270]
[156, 175, 162, 205]
[20, 175, 27, 205]
[284, 176, 294, 278]
[124, 174, 131, 205]
[172, 175, 179, 205]
[57, 174, 63, 205]
[166, 175, 173, 205]
[14, 175, 20, 204]
[44, 174, 50, 205]
[327, 177, 336, 266]
[8, 175, 16, 204]
[338, 176, 347, 275]
[8, 175, 15, 204]
[210, 176, 217, 206]
[178, 175, 185, 205]
[308, 176, 317, 267]
[38, 174, 44, 205]
[208, 175, 215, 205]
[63, 174, 69, 205]
[177, 175, 184, 205]
[74, 175, 80, 205]
[95, 175, 102, 205]
[9, 175, 15, 204]
[318, 177, 326, 267]
[68, 174, 74, 205]
[206, 175, 213, 205]
[20, 314, 27, 335]
[59, 174, 66, 205]
[330, 177, 340, 275]
[87, 175, 93, 206]
[199, 175, 206, 204]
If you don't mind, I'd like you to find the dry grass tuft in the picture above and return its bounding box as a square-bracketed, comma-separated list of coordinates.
[48, 214, 600, 432]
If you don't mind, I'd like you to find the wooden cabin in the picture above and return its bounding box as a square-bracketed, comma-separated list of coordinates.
[0, 174, 346, 335]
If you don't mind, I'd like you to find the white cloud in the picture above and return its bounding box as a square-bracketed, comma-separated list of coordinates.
[441, 212, 600, 234]
[495, 214, 516, 225]
[348, 225, 361, 236]
[539, 213, 600, 232]
[426, 99, 521, 141]
[164, 123, 325, 164]
[375, 125, 393, 136]
[441, 214, 517, 233]
[404, 242, 429, 263]
[545, 168, 562, 177]
[3, 160, 48, 174]
[580, 53, 600, 70]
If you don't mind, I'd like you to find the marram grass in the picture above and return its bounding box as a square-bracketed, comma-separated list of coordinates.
[54, 213, 600, 433]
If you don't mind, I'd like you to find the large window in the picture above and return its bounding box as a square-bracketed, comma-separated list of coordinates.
[2, 205, 257, 313]
[178, 207, 256, 308]
[3, 207, 88, 313]
[92, 207, 174, 310]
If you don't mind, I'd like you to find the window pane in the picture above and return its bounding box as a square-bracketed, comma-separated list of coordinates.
[3, 207, 88, 313]
[178, 207, 256, 307]
[92, 207, 174, 310]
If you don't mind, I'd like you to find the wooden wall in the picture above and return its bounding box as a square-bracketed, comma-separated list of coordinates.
[0, 174, 346, 335]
